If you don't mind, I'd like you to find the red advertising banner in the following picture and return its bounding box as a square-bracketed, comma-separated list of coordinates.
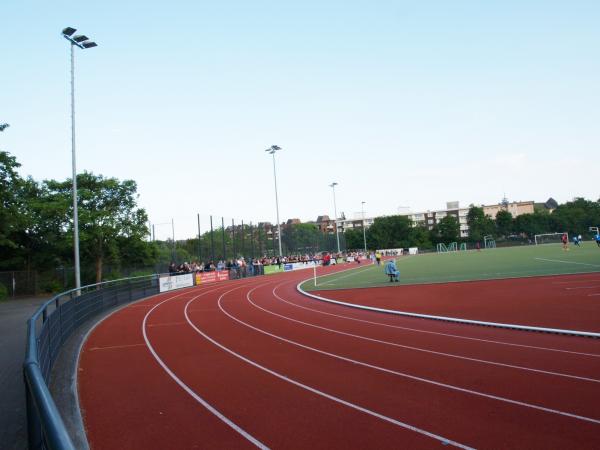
[196, 271, 230, 284]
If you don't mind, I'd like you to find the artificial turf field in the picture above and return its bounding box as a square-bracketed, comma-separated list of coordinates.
[302, 242, 600, 291]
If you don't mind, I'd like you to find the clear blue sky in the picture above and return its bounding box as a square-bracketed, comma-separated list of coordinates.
[2, 0, 599, 239]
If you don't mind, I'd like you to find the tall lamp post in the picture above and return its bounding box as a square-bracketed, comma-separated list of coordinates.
[62, 27, 97, 290]
[329, 182, 340, 254]
[361, 201, 367, 252]
[265, 145, 283, 256]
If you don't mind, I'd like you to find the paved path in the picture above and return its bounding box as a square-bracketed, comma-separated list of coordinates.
[0, 296, 50, 450]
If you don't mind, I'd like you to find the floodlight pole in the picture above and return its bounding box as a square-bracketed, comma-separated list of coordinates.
[266, 145, 283, 256]
[69, 42, 82, 290]
[330, 182, 340, 254]
[62, 27, 97, 290]
[361, 201, 367, 252]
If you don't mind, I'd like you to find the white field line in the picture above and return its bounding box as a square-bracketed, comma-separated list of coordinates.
[213, 285, 600, 426]
[297, 281, 600, 339]
[272, 284, 600, 358]
[142, 285, 270, 450]
[185, 288, 475, 450]
[318, 265, 375, 286]
[317, 259, 414, 287]
[256, 290, 600, 383]
[535, 258, 600, 268]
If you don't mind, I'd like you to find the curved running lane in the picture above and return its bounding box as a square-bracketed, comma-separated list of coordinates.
[79, 267, 600, 449]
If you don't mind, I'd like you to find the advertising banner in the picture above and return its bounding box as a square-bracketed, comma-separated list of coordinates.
[196, 271, 230, 284]
[159, 273, 194, 292]
[283, 261, 318, 272]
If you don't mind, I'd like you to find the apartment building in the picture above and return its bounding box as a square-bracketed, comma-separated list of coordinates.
[402, 201, 470, 238]
[483, 201, 534, 219]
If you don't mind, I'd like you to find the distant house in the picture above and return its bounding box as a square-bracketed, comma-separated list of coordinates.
[534, 197, 559, 213]
[315, 215, 336, 234]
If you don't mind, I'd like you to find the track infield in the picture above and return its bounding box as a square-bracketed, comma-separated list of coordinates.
[300, 243, 600, 291]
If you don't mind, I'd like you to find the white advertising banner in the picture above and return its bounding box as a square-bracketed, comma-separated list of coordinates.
[283, 261, 318, 272]
[159, 273, 194, 292]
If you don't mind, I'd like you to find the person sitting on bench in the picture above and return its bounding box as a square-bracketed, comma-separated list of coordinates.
[384, 259, 400, 282]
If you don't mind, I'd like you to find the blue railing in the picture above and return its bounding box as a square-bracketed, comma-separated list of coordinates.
[23, 274, 160, 450]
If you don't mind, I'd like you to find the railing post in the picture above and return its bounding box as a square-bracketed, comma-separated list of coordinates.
[25, 374, 43, 450]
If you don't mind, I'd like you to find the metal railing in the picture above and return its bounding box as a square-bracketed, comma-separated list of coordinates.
[23, 274, 160, 450]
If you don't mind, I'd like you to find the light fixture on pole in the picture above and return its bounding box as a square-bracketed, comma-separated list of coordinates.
[265, 145, 283, 256]
[361, 201, 367, 252]
[329, 182, 340, 254]
[62, 27, 98, 291]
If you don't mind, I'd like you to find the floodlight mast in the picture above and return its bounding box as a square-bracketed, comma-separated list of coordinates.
[329, 182, 340, 254]
[361, 201, 367, 252]
[61, 27, 97, 291]
[265, 145, 283, 256]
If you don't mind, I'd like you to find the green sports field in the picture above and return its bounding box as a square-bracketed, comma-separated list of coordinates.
[302, 243, 600, 291]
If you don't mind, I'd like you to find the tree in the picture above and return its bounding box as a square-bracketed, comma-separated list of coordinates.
[45, 172, 150, 283]
[344, 228, 365, 250]
[550, 198, 600, 236]
[433, 215, 459, 243]
[495, 210, 513, 238]
[408, 225, 433, 249]
[513, 210, 550, 238]
[0, 151, 26, 268]
[466, 206, 495, 242]
[282, 223, 321, 253]
[367, 215, 412, 249]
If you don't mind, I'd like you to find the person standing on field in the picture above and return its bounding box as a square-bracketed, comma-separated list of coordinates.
[561, 233, 569, 251]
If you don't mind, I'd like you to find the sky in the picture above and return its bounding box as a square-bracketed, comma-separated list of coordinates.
[2, 0, 599, 240]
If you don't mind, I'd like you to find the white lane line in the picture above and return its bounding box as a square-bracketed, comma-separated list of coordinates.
[553, 280, 600, 284]
[535, 258, 600, 268]
[216, 285, 600, 426]
[299, 283, 600, 338]
[185, 290, 475, 450]
[143, 286, 270, 450]
[589, 293, 600, 297]
[147, 321, 188, 327]
[88, 343, 146, 351]
[271, 284, 600, 359]
[565, 286, 600, 290]
[249, 290, 600, 384]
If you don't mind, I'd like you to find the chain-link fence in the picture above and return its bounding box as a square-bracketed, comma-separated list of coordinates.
[151, 213, 347, 268]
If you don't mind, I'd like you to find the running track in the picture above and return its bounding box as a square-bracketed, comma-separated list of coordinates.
[79, 267, 600, 449]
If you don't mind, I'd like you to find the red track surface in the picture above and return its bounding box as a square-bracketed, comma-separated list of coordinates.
[313, 273, 600, 332]
[79, 267, 600, 449]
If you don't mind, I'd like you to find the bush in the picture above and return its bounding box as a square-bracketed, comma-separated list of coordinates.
[40, 279, 62, 294]
[0, 283, 8, 301]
